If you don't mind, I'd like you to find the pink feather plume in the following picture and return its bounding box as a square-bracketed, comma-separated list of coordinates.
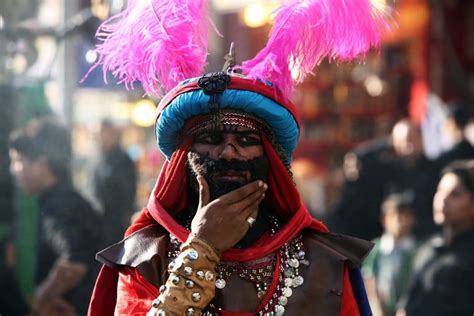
[241, 0, 393, 98]
[84, 0, 209, 96]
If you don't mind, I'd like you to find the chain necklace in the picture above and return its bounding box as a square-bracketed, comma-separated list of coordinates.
[214, 254, 276, 299]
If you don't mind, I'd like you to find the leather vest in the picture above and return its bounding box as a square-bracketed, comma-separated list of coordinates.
[97, 225, 373, 315]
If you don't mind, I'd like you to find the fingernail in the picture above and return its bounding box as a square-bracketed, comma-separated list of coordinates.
[258, 181, 263, 187]
[263, 183, 268, 190]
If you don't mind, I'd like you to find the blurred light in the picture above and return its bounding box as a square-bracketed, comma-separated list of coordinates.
[291, 67, 301, 81]
[111, 0, 126, 14]
[333, 83, 349, 104]
[12, 54, 28, 74]
[364, 75, 384, 97]
[85, 49, 98, 64]
[116, 102, 132, 121]
[351, 64, 370, 82]
[370, 0, 387, 12]
[131, 99, 156, 127]
[38, 1, 61, 27]
[212, 0, 254, 13]
[91, 0, 109, 20]
[0, 16, 4, 29]
[242, 3, 268, 28]
[289, 58, 301, 81]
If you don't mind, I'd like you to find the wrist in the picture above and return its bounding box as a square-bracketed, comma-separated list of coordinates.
[185, 233, 221, 260]
[148, 234, 220, 315]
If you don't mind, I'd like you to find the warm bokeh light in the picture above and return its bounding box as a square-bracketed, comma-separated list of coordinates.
[364, 75, 385, 97]
[131, 99, 156, 127]
[370, 0, 387, 12]
[242, 3, 269, 28]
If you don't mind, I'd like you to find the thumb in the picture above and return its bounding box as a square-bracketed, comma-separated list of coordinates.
[197, 175, 210, 208]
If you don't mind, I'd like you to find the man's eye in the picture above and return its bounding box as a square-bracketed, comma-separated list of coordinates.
[239, 135, 261, 146]
[196, 134, 221, 144]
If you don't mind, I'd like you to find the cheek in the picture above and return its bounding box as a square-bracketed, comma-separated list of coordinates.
[191, 144, 216, 159]
[433, 193, 444, 212]
[244, 146, 264, 159]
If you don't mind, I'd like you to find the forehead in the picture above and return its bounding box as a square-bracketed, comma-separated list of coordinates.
[439, 173, 463, 190]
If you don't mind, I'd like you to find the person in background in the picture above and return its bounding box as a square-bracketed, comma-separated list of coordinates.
[9, 117, 101, 316]
[93, 119, 137, 247]
[434, 102, 474, 172]
[398, 160, 474, 316]
[385, 119, 439, 241]
[328, 118, 438, 241]
[363, 193, 417, 316]
[327, 136, 394, 240]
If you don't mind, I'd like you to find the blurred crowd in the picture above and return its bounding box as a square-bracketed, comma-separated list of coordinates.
[1, 101, 474, 316]
[1, 118, 136, 316]
[325, 102, 474, 316]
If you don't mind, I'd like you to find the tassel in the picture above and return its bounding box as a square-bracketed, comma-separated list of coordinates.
[240, 0, 393, 98]
[84, 0, 209, 96]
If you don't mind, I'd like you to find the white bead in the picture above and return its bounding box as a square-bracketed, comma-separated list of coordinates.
[187, 249, 199, 261]
[215, 278, 226, 289]
[275, 305, 285, 316]
[282, 287, 292, 297]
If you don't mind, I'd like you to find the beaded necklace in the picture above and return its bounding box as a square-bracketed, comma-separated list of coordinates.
[168, 216, 309, 315]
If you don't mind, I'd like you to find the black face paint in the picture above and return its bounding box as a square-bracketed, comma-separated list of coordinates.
[187, 151, 269, 200]
[185, 151, 271, 248]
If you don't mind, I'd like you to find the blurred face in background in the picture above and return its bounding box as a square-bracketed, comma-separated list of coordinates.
[99, 125, 120, 154]
[382, 207, 415, 239]
[392, 120, 424, 159]
[9, 149, 47, 194]
[342, 152, 361, 181]
[433, 172, 474, 230]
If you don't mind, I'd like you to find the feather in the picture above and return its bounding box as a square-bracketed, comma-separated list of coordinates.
[83, 0, 209, 96]
[240, 0, 393, 98]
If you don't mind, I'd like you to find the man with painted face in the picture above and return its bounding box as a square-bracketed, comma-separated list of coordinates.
[86, 1, 390, 314]
[88, 73, 374, 316]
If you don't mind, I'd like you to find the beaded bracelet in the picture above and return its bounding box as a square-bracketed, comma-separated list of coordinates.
[149, 234, 220, 316]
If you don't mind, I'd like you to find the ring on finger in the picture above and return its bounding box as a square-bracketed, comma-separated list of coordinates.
[246, 216, 256, 227]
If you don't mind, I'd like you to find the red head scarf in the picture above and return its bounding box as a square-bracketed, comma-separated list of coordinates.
[126, 134, 328, 262]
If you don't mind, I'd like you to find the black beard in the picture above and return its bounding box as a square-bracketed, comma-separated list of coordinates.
[183, 152, 271, 249]
[186, 152, 269, 200]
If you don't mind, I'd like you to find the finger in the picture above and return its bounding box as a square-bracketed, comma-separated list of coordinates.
[221, 180, 267, 204]
[234, 187, 266, 212]
[249, 207, 259, 220]
[197, 175, 210, 208]
[241, 192, 265, 218]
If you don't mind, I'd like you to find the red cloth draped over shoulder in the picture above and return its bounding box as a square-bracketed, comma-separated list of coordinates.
[88, 137, 358, 315]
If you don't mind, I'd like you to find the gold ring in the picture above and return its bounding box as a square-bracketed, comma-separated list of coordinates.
[246, 217, 256, 227]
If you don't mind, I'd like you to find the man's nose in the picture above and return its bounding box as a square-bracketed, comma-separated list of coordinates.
[218, 137, 241, 160]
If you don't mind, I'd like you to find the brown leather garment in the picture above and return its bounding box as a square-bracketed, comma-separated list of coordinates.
[97, 226, 373, 316]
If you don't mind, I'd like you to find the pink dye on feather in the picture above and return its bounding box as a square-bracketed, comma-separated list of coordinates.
[241, 0, 393, 98]
[83, 0, 209, 97]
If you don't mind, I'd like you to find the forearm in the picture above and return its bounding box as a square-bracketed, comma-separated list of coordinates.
[148, 234, 220, 315]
